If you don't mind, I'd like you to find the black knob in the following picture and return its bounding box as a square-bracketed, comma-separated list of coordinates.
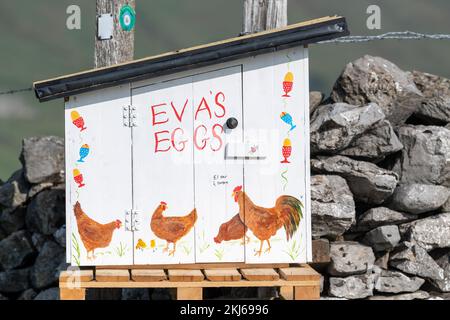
[226, 117, 239, 130]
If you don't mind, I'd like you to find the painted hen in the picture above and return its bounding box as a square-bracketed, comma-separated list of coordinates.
[214, 213, 249, 245]
[150, 201, 197, 256]
[73, 201, 122, 260]
[232, 186, 303, 256]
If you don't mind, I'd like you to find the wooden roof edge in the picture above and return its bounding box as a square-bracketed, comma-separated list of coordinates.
[34, 16, 349, 102]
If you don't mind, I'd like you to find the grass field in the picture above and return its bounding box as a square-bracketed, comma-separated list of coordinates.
[1, 0, 449, 179]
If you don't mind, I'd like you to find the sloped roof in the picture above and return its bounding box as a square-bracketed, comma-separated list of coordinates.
[34, 16, 349, 102]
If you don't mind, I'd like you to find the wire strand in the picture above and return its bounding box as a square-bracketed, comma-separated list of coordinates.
[319, 31, 450, 43]
[0, 87, 32, 96]
[1, 31, 450, 96]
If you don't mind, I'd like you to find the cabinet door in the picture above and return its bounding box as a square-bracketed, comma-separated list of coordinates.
[132, 77, 196, 265]
[65, 85, 133, 266]
[242, 49, 310, 263]
[193, 66, 245, 263]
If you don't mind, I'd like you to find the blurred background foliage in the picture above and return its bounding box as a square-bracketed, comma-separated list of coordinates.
[0, 0, 449, 179]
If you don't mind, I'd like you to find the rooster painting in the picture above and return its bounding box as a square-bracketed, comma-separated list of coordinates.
[232, 186, 303, 256]
[74, 202, 122, 260]
[150, 201, 197, 256]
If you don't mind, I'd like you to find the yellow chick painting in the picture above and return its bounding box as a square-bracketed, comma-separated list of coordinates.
[136, 239, 147, 251]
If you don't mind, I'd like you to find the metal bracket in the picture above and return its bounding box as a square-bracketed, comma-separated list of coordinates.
[122, 105, 137, 127]
[125, 209, 140, 232]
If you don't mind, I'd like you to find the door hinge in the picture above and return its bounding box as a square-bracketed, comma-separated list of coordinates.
[125, 209, 140, 232]
[122, 105, 137, 127]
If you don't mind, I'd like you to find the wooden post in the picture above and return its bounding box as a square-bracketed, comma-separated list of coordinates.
[243, 0, 287, 299]
[243, 0, 287, 34]
[95, 0, 136, 68]
[89, 2, 135, 299]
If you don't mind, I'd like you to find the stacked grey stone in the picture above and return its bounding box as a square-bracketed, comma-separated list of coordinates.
[312, 55, 450, 300]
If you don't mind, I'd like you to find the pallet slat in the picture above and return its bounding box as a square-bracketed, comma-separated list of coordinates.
[131, 269, 167, 282]
[279, 266, 321, 281]
[168, 269, 204, 282]
[240, 268, 280, 281]
[96, 269, 130, 282]
[204, 269, 241, 281]
[60, 270, 94, 283]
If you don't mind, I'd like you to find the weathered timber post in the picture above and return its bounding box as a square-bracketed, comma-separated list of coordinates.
[95, 0, 136, 68]
[243, 0, 287, 34]
[91, 0, 136, 299]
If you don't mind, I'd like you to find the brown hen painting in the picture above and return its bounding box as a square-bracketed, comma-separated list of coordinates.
[150, 201, 197, 256]
[74, 202, 122, 260]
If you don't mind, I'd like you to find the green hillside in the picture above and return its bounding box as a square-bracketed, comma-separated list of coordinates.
[1, 0, 449, 179]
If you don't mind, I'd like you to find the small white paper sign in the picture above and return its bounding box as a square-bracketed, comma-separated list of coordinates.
[98, 14, 114, 40]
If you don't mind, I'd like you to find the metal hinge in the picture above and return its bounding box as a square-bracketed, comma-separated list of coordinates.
[125, 209, 140, 232]
[122, 105, 137, 127]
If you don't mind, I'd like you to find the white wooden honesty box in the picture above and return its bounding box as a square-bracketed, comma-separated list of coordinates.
[33, 17, 349, 267]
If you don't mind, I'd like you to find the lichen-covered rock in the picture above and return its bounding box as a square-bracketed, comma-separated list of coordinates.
[30, 241, 65, 289]
[0, 206, 26, 236]
[389, 242, 444, 281]
[368, 290, 430, 300]
[26, 187, 65, 235]
[374, 270, 424, 293]
[0, 268, 31, 293]
[20, 136, 64, 184]
[328, 241, 375, 276]
[0, 169, 30, 209]
[31, 233, 48, 252]
[27, 182, 53, 199]
[400, 213, 450, 251]
[331, 55, 423, 125]
[329, 273, 376, 299]
[34, 288, 59, 300]
[394, 126, 450, 186]
[412, 70, 450, 124]
[374, 252, 390, 270]
[311, 175, 356, 239]
[0, 230, 35, 271]
[430, 251, 450, 292]
[309, 91, 324, 115]
[355, 207, 415, 232]
[389, 184, 450, 214]
[312, 238, 330, 263]
[339, 120, 403, 161]
[363, 225, 401, 252]
[53, 225, 66, 248]
[310, 103, 385, 153]
[311, 156, 398, 205]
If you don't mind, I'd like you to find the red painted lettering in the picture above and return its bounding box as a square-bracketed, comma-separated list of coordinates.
[214, 92, 226, 118]
[194, 125, 209, 150]
[211, 124, 224, 152]
[195, 97, 212, 120]
[171, 99, 189, 123]
[151, 103, 169, 126]
[171, 127, 188, 152]
[154, 131, 171, 153]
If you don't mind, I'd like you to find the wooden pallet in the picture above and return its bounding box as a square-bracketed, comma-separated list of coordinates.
[59, 264, 320, 300]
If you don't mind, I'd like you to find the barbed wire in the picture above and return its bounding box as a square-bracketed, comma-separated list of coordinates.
[0, 87, 32, 96]
[1, 31, 449, 97]
[319, 31, 450, 43]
